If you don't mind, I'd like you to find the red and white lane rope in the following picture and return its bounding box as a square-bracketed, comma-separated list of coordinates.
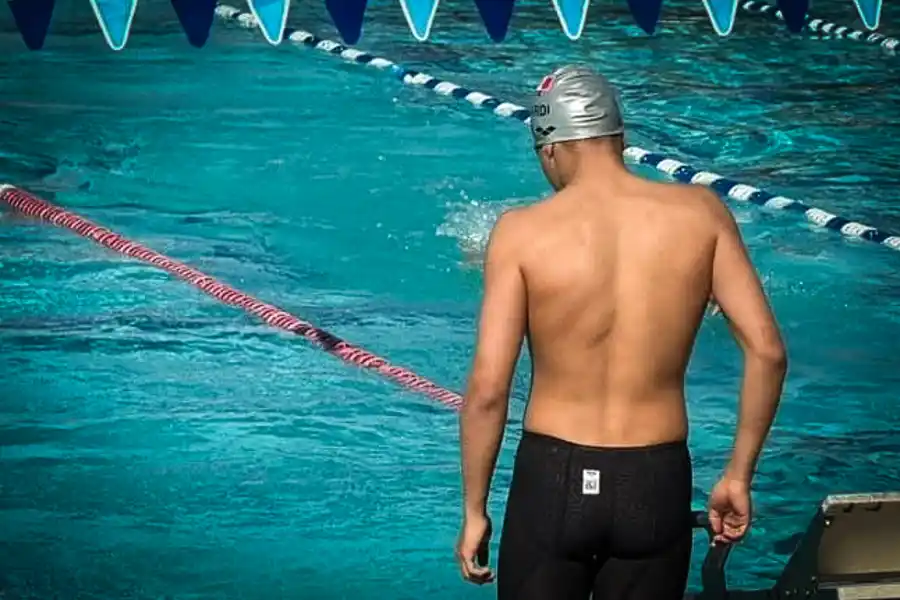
[0, 184, 463, 409]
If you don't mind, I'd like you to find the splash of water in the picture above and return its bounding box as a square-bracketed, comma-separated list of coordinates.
[436, 196, 538, 265]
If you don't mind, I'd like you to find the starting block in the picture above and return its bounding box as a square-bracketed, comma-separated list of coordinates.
[687, 492, 900, 600]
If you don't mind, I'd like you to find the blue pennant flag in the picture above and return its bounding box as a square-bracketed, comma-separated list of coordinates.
[776, 0, 808, 32]
[89, 0, 138, 50]
[473, 0, 515, 41]
[171, 0, 216, 47]
[626, 0, 663, 34]
[7, 0, 56, 50]
[853, 0, 881, 29]
[701, 0, 738, 35]
[551, 0, 590, 40]
[247, 0, 290, 45]
[325, 0, 367, 43]
[399, 0, 440, 41]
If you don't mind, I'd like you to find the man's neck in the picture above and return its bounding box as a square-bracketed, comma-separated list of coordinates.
[568, 146, 630, 187]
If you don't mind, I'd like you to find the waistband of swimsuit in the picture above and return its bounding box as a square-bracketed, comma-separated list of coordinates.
[521, 429, 688, 455]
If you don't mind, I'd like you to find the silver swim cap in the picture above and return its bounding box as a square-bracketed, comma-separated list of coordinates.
[530, 65, 624, 149]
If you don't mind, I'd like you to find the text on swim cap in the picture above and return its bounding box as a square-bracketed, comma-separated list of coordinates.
[532, 103, 551, 117]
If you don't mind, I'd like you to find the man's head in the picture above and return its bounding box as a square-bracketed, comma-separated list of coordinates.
[530, 65, 625, 190]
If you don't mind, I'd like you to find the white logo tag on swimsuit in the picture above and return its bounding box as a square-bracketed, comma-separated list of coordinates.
[582, 470, 600, 495]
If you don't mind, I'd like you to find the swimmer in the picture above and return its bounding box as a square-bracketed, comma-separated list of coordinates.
[456, 65, 787, 599]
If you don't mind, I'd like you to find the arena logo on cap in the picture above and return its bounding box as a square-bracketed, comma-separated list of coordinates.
[537, 75, 554, 95]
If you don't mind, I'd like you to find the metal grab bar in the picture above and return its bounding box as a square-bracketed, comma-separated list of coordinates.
[689, 510, 736, 600]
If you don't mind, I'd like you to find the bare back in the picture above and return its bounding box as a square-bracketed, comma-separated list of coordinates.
[513, 177, 722, 447]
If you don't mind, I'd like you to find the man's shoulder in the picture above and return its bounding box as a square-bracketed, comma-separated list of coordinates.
[487, 202, 554, 260]
[649, 180, 730, 222]
[493, 201, 544, 232]
[652, 179, 719, 202]
[489, 205, 531, 246]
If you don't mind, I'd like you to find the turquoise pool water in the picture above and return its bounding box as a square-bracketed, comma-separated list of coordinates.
[2, 0, 900, 597]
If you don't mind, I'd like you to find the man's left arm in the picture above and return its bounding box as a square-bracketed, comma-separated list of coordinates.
[460, 211, 527, 520]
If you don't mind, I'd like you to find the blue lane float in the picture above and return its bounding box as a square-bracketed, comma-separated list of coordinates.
[399, 0, 440, 41]
[171, 0, 217, 47]
[247, 0, 289, 44]
[215, 3, 900, 255]
[7, 0, 55, 50]
[89, 0, 138, 50]
[741, 0, 898, 53]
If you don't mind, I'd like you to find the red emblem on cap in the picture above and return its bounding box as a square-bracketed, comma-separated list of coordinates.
[537, 75, 554, 95]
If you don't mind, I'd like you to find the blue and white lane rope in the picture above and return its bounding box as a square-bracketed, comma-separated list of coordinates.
[741, 0, 899, 53]
[624, 148, 900, 251]
[215, 4, 900, 254]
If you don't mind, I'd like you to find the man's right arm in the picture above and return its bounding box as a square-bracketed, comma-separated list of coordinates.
[705, 192, 787, 485]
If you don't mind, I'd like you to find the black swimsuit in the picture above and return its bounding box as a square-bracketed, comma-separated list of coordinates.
[497, 430, 694, 600]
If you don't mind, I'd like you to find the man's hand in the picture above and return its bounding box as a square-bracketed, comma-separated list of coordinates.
[708, 477, 752, 544]
[456, 513, 494, 585]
